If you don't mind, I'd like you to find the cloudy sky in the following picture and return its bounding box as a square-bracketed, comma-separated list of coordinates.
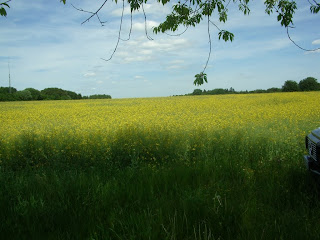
[0, 0, 319, 98]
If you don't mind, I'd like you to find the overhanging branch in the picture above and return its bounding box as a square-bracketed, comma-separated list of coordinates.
[120, 11, 133, 41]
[142, 2, 154, 41]
[164, 27, 189, 36]
[101, 0, 126, 61]
[287, 27, 320, 52]
[202, 15, 212, 74]
[72, 0, 109, 25]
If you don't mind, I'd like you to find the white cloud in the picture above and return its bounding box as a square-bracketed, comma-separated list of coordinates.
[114, 36, 190, 64]
[141, 38, 189, 51]
[170, 60, 185, 64]
[83, 72, 96, 77]
[111, 6, 132, 17]
[167, 65, 183, 70]
[124, 55, 153, 63]
[143, 2, 172, 17]
[132, 21, 159, 32]
[140, 49, 153, 55]
[166, 59, 186, 70]
[312, 39, 320, 45]
[212, 37, 292, 61]
[115, 51, 130, 58]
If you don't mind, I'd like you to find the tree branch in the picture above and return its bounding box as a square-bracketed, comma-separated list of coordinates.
[120, 11, 133, 41]
[101, 0, 126, 61]
[308, 0, 319, 6]
[209, 19, 222, 31]
[72, 0, 109, 26]
[164, 27, 189, 36]
[286, 27, 320, 52]
[202, 15, 212, 74]
[142, 2, 154, 40]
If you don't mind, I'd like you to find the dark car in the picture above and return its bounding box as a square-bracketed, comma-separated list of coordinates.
[304, 128, 320, 175]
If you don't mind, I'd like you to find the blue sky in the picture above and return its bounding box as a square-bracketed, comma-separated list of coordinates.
[0, 0, 319, 98]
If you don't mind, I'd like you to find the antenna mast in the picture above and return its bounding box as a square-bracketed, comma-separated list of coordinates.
[8, 58, 11, 94]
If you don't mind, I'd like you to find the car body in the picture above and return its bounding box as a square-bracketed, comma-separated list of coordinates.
[304, 128, 320, 175]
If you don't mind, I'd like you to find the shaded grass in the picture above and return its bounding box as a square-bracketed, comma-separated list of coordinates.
[1, 128, 320, 239]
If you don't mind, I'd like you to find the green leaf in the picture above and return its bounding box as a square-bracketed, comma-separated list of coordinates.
[0, 7, 7, 17]
[219, 11, 228, 23]
[218, 30, 234, 42]
[194, 72, 208, 86]
[276, 0, 297, 27]
[310, 4, 320, 14]
[277, 14, 282, 21]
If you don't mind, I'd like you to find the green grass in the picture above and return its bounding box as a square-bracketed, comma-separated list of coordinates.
[1, 128, 320, 239]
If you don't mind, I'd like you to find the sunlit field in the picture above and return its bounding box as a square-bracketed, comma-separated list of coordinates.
[1, 92, 320, 239]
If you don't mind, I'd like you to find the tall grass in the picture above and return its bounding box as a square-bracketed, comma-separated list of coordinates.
[1, 126, 320, 239]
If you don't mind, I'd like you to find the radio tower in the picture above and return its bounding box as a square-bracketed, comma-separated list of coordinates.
[8, 58, 11, 94]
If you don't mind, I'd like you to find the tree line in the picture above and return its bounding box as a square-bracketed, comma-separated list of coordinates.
[0, 87, 111, 101]
[187, 77, 320, 96]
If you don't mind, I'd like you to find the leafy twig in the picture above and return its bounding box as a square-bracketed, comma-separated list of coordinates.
[0, 0, 11, 17]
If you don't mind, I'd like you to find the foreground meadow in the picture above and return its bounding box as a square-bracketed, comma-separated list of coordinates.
[1, 92, 320, 239]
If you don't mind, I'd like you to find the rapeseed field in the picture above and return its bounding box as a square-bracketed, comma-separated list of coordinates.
[1, 92, 320, 239]
[1, 92, 318, 138]
[0, 92, 319, 167]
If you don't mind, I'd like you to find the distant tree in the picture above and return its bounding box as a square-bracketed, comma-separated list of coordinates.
[207, 88, 228, 95]
[25, 88, 42, 100]
[238, 90, 249, 94]
[229, 87, 236, 93]
[61, 95, 72, 100]
[66, 90, 82, 99]
[192, 89, 203, 95]
[41, 88, 64, 100]
[251, 89, 267, 93]
[298, 77, 320, 91]
[282, 80, 299, 92]
[41, 88, 80, 100]
[0, 87, 17, 94]
[0, 86, 83, 101]
[89, 94, 112, 99]
[267, 87, 282, 93]
[0, 93, 16, 101]
[15, 90, 32, 101]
